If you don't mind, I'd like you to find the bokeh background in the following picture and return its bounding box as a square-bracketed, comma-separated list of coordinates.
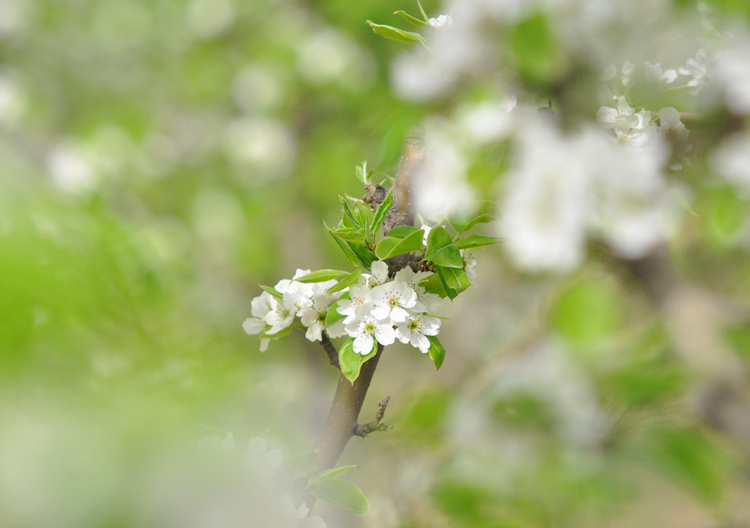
[3, 0, 750, 527]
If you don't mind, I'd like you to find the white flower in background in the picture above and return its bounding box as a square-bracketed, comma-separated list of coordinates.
[678, 48, 712, 93]
[589, 135, 673, 259]
[644, 61, 678, 85]
[245, 437, 283, 480]
[243, 291, 273, 351]
[429, 14, 453, 30]
[657, 107, 691, 170]
[597, 96, 655, 147]
[47, 141, 97, 194]
[499, 116, 591, 273]
[713, 36, 750, 116]
[345, 311, 397, 354]
[620, 60, 636, 87]
[371, 281, 418, 323]
[415, 124, 476, 219]
[395, 313, 441, 353]
[712, 131, 750, 187]
[458, 96, 517, 144]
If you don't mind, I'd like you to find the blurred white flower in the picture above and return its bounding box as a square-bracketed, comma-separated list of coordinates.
[415, 124, 476, 219]
[458, 96, 517, 144]
[47, 142, 98, 195]
[429, 14, 453, 30]
[297, 29, 375, 91]
[223, 116, 296, 181]
[0, 70, 27, 128]
[644, 61, 678, 84]
[187, 0, 235, 39]
[0, 0, 32, 36]
[198, 433, 236, 454]
[499, 116, 591, 273]
[712, 131, 750, 187]
[678, 48, 712, 93]
[713, 36, 750, 116]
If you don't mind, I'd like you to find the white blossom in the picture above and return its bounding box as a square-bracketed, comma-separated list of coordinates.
[345, 310, 397, 354]
[243, 291, 273, 351]
[712, 131, 750, 187]
[713, 37, 750, 116]
[678, 48, 712, 93]
[371, 281, 419, 323]
[429, 14, 453, 30]
[395, 313, 441, 353]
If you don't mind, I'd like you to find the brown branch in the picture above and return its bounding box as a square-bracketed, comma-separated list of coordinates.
[353, 396, 391, 437]
[314, 344, 384, 469]
[320, 333, 340, 369]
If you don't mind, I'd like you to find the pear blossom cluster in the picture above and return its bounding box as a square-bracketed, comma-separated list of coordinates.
[244, 261, 451, 356]
[242, 269, 347, 352]
[337, 261, 443, 355]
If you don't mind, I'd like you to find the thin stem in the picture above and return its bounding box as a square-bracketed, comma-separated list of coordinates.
[320, 333, 340, 369]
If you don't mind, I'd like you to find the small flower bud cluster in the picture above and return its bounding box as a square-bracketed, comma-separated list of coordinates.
[337, 261, 443, 355]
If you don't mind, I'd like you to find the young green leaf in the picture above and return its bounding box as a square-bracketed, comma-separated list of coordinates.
[425, 226, 464, 268]
[437, 266, 472, 300]
[339, 338, 378, 384]
[295, 269, 349, 283]
[327, 269, 362, 295]
[349, 242, 377, 269]
[335, 227, 367, 244]
[394, 10, 429, 27]
[366, 21, 426, 45]
[313, 479, 370, 516]
[260, 285, 283, 299]
[455, 234, 502, 250]
[328, 227, 363, 268]
[385, 225, 422, 239]
[308, 465, 358, 486]
[355, 161, 369, 184]
[339, 196, 362, 229]
[451, 214, 495, 236]
[427, 335, 446, 370]
[375, 229, 424, 260]
[369, 188, 394, 238]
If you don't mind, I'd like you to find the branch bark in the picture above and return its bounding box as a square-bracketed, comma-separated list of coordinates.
[315, 344, 384, 469]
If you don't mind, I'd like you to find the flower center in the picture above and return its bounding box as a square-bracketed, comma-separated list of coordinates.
[407, 317, 421, 333]
[387, 295, 400, 309]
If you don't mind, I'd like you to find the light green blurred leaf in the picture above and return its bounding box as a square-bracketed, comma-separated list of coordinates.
[366, 21, 426, 45]
[313, 478, 370, 515]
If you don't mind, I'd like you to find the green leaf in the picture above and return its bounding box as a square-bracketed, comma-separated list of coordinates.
[425, 226, 463, 268]
[335, 227, 367, 244]
[394, 10, 429, 27]
[285, 450, 319, 479]
[309, 465, 358, 486]
[507, 13, 565, 84]
[339, 338, 378, 384]
[339, 196, 362, 229]
[455, 234, 501, 250]
[385, 225, 422, 239]
[327, 269, 361, 295]
[295, 269, 349, 283]
[421, 274, 448, 298]
[355, 161, 369, 184]
[260, 285, 283, 299]
[375, 229, 424, 260]
[427, 335, 446, 370]
[450, 214, 495, 236]
[370, 188, 394, 238]
[328, 227, 363, 268]
[348, 242, 377, 269]
[313, 478, 370, 516]
[437, 266, 472, 300]
[550, 277, 623, 347]
[366, 21, 426, 45]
